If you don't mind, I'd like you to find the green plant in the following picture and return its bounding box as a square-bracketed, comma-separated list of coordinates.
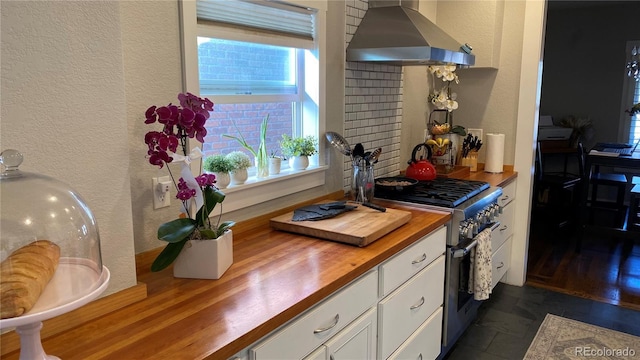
[269, 149, 282, 158]
[223, 114, 269, 159]
[225, 151, 252, 170]
[280, 135, 318, 157]
[143, 93, 234, 272]
[203, 154, 233, 173]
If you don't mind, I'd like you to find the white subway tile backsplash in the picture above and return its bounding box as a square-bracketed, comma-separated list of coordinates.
[344, 0, 403, 189]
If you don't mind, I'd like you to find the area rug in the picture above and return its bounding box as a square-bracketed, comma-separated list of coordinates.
[524, 314, 640, 359]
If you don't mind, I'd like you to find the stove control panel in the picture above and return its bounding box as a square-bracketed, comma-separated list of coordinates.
[458, 203, 501, 240]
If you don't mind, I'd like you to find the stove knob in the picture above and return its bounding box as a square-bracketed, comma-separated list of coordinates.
[471, 222, 479, 236]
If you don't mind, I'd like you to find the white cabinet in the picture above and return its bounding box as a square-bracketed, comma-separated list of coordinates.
[379, 226, 446, 297]
[492, 180, 516, 289]
[250, 226, 447, 360]
[491, 239, 511, 289]
[325, 307, 377, 360]
[250, 270, 378, 360]
[302, 347, 326, 360]
[378, 255, 445, 359]
[377, 225, 446, 360]
[435, 0, 505, 69]
[387, 307, 443, 360]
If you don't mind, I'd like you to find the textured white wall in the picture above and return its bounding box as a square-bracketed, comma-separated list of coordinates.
[1, 1, 137, 295]
[119, 1, 186, 255]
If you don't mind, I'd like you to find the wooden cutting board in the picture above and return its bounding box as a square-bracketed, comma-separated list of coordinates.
[270, 202, 412, 247]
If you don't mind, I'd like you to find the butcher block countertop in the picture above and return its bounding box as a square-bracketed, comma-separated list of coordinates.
[0, 169, 516, 360]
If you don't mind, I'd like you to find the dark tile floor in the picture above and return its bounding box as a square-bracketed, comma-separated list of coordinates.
[443, 283, 640, 359]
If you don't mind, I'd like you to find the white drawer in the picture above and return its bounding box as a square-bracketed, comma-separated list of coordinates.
[387, 306, 443, 360]
[379, 226, 446, 297]
[378, 255, 445, 360]
[498, 181, 516, 208]
[491, 238, 511, 289]
[251, 270, 378, 360]
[492, 204, 514, 253]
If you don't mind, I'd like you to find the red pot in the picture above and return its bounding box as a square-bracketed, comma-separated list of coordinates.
[406, 143, 437, 181]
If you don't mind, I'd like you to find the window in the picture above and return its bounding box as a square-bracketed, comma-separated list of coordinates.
[180, 0, 327, 213]
[623, 40, 640, 148]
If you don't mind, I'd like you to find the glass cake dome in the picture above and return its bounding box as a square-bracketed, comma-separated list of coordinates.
[0, 149, 109, 328]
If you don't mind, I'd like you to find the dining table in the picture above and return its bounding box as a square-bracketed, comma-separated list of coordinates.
[576, 149, 640, 251]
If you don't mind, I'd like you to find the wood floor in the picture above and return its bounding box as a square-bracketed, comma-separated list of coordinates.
[526, 208, 640, 311]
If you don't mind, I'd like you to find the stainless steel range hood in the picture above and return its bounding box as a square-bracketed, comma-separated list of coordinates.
[346, 0, 475, 66]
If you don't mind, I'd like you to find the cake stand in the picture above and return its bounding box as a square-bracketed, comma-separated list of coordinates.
[0, 258, 110, 360]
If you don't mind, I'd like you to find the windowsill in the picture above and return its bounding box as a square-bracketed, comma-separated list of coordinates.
[217, 165, 328, 214]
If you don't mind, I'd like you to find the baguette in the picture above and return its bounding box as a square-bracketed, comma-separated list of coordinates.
[1, 240, 60, 319]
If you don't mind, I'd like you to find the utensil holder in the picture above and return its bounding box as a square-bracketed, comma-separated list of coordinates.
[352, 163, 374, 203]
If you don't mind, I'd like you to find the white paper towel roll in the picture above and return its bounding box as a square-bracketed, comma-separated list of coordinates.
[485, 133, 505, 173]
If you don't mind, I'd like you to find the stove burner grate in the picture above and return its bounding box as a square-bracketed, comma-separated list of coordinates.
[375, 177, 490, 208]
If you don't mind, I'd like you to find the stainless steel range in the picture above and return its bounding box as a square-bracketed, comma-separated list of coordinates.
[376, 177, 503, 358]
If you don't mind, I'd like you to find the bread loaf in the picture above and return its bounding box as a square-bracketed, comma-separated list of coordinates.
[1, 240, 60, 319]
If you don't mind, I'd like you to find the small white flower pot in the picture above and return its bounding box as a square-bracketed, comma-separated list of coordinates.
[289, 155, 309, 170]
[269, 157, 282, 175]
[213, 172, 230, 189]
[173, 230, 233, 280]
[230, 168, 248, 185]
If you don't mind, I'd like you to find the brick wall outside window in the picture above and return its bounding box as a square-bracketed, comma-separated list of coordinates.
[198, 40, 294, 160]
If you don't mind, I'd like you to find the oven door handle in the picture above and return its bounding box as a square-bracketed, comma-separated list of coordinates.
[452, 221, 500, 258]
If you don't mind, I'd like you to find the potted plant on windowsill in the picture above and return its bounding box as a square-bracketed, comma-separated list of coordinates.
[203, 154, 233, 189]
[280, 134, 318, 170]
[226, 151, 252, 185]
[223, 114, 270, 178]
[269, 150, 283, 175]
[143, 92, 235, 279]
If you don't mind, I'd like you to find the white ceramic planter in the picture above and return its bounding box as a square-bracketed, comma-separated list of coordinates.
[230, 168, 248, 185]
[288, 156, 309, 170]
[213, 172, 230, 189]
[269, 157, 282, 175]
[173, 230, 233, 280]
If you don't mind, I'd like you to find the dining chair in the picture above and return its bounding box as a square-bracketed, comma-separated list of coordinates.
[589, 170, 628, 228]
[533, 140, 585, 231]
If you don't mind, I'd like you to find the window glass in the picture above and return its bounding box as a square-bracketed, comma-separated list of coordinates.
[197, 37, 299, 158]
[198, 38, 297, 96]
[202, 102, 293, 158]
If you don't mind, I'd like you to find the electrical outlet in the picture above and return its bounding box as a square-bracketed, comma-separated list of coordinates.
[152, 176, 171, 209]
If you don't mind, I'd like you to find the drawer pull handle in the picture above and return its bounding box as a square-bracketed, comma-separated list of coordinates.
[496, 262, 504, 269]
[501, 195, 509, 201]
[314, 314, 339, 334]
[500, 225, 508, 232]
[418, 354, 423, 360]
[410, 296, 425, 310]
[411, 253, 427, 264]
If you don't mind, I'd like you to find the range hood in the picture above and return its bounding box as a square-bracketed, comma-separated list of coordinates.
[346, 0, 475, 66]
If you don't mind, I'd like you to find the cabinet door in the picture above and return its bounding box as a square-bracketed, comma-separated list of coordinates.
[303, 346, 326, 360]
[325, 307, 377, 360]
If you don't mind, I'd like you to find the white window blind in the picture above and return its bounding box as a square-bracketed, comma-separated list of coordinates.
[196, 0, 315, 40]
